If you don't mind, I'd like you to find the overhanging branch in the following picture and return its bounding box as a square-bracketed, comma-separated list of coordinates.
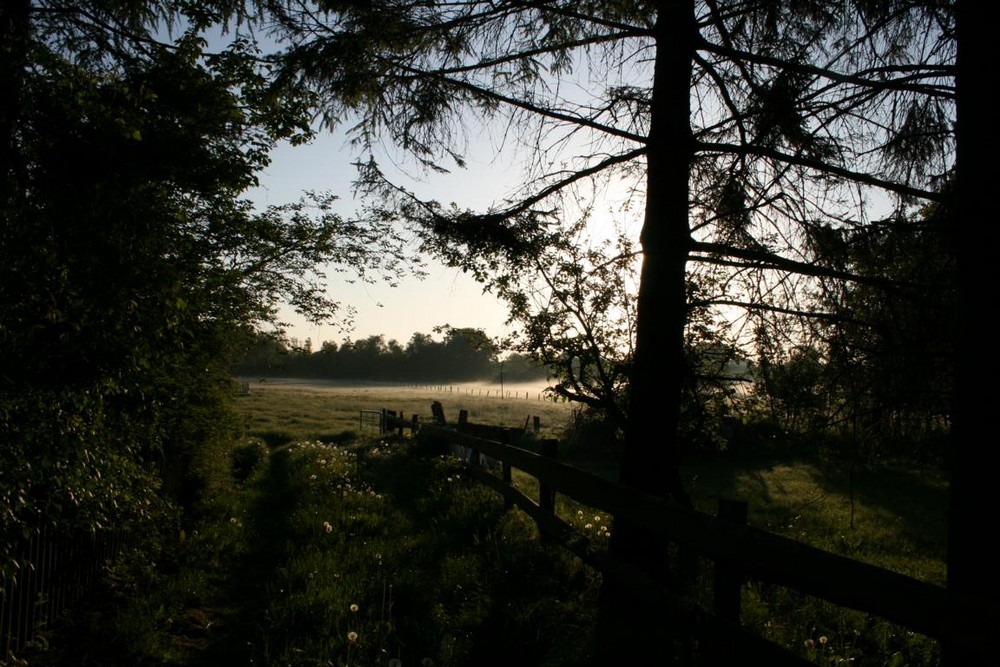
[696, 140, 943, 201]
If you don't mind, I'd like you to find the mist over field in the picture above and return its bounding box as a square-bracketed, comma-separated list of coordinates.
[237, 376, 558, 401]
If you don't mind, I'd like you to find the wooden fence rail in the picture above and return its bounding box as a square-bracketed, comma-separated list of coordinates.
[381, 409, 993, 664]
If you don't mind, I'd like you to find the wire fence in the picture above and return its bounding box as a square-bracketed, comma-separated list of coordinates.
[2, 526, 136, 660]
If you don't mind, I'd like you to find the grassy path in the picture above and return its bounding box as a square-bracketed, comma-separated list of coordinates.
[183, 448, 299, 665]
[123, 436, 602, 667]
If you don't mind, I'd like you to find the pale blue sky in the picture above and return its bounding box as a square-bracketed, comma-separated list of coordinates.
[246, 129, 521, 349]
[191, 21, 519, 350]
[211, 23, 646, 352]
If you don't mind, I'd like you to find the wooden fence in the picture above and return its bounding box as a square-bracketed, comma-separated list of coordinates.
[1, 526, 135, 659]
[334, 379, 553, 400]
[381, 408, 993, 665]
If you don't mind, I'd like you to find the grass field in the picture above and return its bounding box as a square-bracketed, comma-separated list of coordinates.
[234, 381, 949, 663]
[20, 380, 949, 666]
[238, 380, 948, 580]
[235, 378, 574, 446]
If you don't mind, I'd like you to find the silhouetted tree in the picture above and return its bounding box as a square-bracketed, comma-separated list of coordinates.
[259, 0, 956, 657]
[808, 201, 954, 460]
[237, 326, 511, 381]
[949, 3, 995, 664]
[434, 325, 499, 380]
[263, 0, 952, 488]
[495, 352, 549, 384]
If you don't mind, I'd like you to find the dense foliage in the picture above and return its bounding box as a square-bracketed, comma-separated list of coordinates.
[0, 0, 409, 578]
[259, 0, 956, 508]
[236, 327, 549, 384]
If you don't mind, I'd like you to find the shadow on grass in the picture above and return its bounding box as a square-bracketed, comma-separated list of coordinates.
[681, 449, 947, 582]
[355, 437, 601, 665]
[252, 428, 358, 448]
[802, 461, 948, 556]
[254, 429, 295, 449]
[317, 431, 358, 445]
[189, 448, 297, 666]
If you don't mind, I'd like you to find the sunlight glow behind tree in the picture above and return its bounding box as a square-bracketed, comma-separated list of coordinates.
[256, 3, 956, 657]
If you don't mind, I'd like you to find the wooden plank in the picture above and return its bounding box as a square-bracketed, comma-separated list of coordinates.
[463, 465, 814, 667]
[402, 421, 993, 657]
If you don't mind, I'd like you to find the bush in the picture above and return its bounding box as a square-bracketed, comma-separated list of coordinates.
[231, 439, 268, 483]
[561, 408, 621, 456]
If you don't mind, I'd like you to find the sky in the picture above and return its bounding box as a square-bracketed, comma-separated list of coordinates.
[214, 23, 648, 354]
[245, 128, 522, 349]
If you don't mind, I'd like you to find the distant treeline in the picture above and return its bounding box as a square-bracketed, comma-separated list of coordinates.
[234, 327, 550, 384]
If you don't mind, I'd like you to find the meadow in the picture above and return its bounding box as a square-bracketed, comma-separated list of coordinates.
[236, 378, 571, 446]
[22, 381, 948, 666]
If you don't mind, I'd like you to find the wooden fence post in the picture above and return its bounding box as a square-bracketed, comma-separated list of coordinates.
[431, 401, 446, 425]
[501, 430, 513, 511]
[1, 572, 8, 658]
[703, 498, 748, 667]
[383, 410, 396, 435]
[532, 416, 541, 435]
[538, 439, 558, 515]
[454, 410, 480, 465]
[713, 498, 748, 623]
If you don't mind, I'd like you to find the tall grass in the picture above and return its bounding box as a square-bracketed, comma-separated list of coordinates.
[682, 456, 947, 665]
[214, 437, 600, 666]
[19, 383, 948, 666]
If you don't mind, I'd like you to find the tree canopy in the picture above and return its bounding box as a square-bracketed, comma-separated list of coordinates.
[258, 1, 960, 655]
[237, 325, 533, 383]
[0, 0, 412, 568]
[261, 0, 955, 497]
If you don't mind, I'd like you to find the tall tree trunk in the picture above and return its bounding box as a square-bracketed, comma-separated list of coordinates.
[610, 0, 696, 574]
[597, 1, 696, 661]
[620, 0, 695, 508]
[949, 2, 996, 665]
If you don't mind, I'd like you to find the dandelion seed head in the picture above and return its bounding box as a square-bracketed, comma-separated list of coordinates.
[819, 636, 828, 645]
[347, 631, 358, 643]
[804, 639, 815, 649]
[350, 603, 359, 613]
